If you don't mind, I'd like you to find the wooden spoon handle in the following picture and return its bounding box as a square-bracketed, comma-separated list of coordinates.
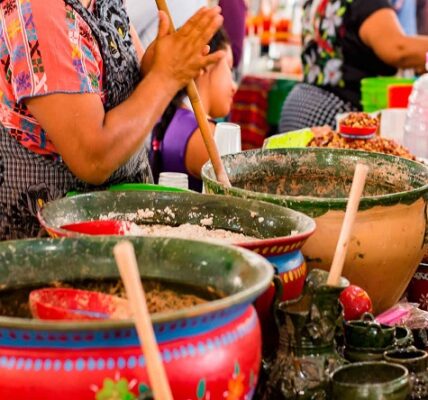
[154, 0, 231, 188]
[327, 163, 369, 286]
[113, 241, 173, 400]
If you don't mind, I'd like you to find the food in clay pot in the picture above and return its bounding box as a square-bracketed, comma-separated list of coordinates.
[0, 236, 273, 400]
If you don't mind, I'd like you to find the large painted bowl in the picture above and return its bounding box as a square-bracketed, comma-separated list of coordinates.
[38, 191, 315, 312]
[201, 148, 428, 313]
[0, 236, 273, 400]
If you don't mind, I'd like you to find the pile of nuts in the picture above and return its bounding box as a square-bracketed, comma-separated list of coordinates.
[309, 129, 416, 160]
[339, 112, 379, 128]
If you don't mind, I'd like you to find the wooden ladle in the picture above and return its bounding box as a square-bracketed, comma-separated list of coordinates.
[113, 240, 173, 400]
[154, 0, 231, 188]
[326, 163, 369, 286]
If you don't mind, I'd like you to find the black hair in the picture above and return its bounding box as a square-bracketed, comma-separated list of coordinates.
[150, 27, 231, 183]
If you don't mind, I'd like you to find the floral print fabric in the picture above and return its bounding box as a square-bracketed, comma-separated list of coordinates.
[301, 0, 395, 107]
[0, 0, 103, 157]
[302, 0, 351, 89]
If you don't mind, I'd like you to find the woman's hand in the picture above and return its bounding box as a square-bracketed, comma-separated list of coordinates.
[143, 7, 225, 93]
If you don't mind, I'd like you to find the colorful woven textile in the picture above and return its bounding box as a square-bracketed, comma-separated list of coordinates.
[230, 75, 273, 150]
[0, 0, 103, 157]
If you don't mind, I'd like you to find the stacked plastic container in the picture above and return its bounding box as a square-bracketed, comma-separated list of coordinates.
[361, 77, 414, 112]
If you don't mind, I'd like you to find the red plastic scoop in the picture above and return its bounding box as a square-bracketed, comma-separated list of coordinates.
[29, 288, 131, 321]
[60, 220, 142, 236]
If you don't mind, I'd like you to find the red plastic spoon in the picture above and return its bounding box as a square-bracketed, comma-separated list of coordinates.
[29, 288, 131, 321]
[60, 220, 142, 236]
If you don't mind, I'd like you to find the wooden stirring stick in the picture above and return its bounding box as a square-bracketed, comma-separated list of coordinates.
[113, 241, 174, 400]
[326, 163, 369, 286]
[154, 0, 231, 188]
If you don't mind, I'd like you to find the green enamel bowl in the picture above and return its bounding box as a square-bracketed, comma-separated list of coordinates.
[201, 148, 428, 313]
[331, 362, 410, 400]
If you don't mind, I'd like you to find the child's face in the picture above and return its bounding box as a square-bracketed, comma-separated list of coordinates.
[207, 45, 237, 119]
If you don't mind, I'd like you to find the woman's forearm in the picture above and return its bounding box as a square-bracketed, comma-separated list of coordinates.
[24, 71, 179, 184]
[391, 35, 428, 70]
[359, 8, 428, 71]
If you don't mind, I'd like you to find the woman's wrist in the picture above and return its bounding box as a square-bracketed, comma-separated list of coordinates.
[144, 69, 183, 99]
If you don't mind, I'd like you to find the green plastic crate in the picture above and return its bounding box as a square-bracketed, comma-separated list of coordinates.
[361, 77, 414, 112]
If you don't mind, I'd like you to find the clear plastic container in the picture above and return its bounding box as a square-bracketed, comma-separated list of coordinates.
[158, 172, 189, 190]
[403, 56, 428, 159]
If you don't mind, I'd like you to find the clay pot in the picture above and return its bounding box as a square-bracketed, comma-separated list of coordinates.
[407, 263, 428, 311]
[202, 148, 428, 313]
[331, 362, 410, 400]
[0, 236, 273, 400]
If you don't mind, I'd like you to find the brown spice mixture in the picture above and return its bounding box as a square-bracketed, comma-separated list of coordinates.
[0, 279, 220, 319]
[309, 129, 416, 160]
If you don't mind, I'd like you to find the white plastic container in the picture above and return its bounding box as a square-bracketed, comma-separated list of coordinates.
[158, 172, 189, 190]
[214, 122, 242, 156]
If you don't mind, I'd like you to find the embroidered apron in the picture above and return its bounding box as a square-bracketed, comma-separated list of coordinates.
[0, 0, 152, 240]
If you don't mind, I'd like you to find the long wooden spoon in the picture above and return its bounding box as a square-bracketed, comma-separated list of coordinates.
[326, 163, 369, 286]
[113, 240, 173, 400]
[154, 0, 231, 188]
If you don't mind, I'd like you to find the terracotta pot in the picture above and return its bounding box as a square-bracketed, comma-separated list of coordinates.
[331, 362, 410, 400]
[0, 237, 273, 400]
[37, 191, 316, 345]
[407, 263, 428, 311]
[202, 148, 428, 313]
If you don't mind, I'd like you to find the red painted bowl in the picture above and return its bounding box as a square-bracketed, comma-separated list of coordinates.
[338, 124, 377, 139]
[38, 191, 316, 306]
[0, 236, 273, 399]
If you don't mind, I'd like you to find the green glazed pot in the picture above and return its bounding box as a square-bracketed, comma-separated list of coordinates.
[38, 190, 315, 242]
[331, 362, 410, 400]
[384, 347, 428, 374]
[201, 148, 428, 314]
[344, 313, 396, 350]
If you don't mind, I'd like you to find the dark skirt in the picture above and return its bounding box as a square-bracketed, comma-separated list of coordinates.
[279, 83, 358, 133]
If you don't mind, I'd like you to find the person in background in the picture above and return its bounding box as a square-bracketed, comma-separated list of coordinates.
[218, 0, 248, 68]
[126, 0, 207, 48]
[279, 0, 428, 132]
[392, 0, 417, 35]
[150, 28, 237, 192]
[0, 1, 224, 240]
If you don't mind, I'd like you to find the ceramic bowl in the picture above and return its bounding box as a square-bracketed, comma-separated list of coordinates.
[0, 236, 273, 400]
[331, 362, 410, 400]
[38, 191, 316, 356]
[384, 347, 428, 374]
[201, 148, 428, 313]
